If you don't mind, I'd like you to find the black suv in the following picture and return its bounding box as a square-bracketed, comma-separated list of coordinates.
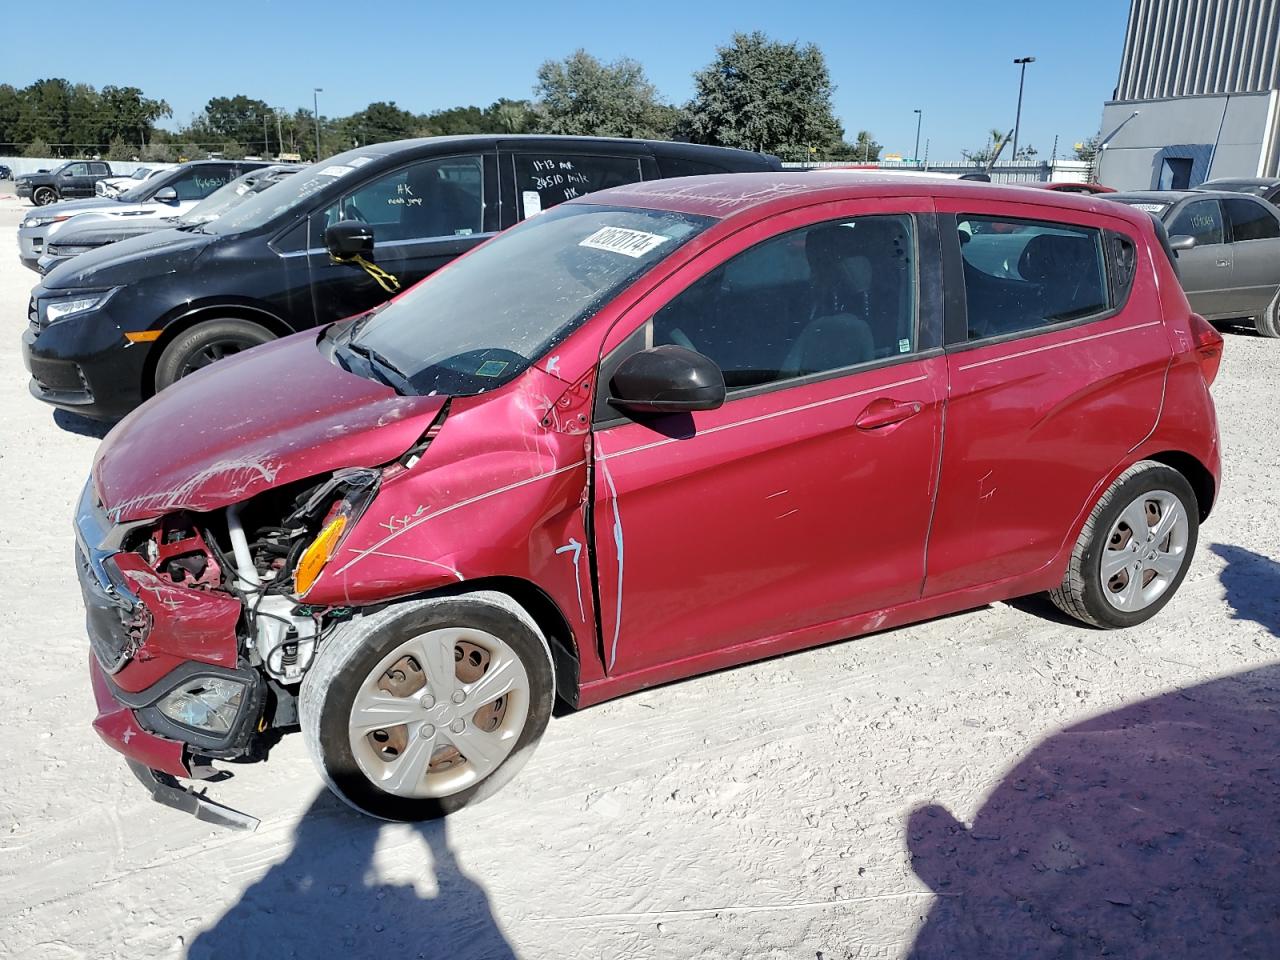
[16, 160, 118, 205]
[24, 136, 781, 420]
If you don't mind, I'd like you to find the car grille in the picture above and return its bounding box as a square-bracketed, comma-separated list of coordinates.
[29, 355, 86, 393]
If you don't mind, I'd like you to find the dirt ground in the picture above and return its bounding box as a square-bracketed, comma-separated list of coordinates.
[0, 192, 1277, 960]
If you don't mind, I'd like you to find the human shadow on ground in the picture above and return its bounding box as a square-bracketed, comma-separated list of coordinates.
[906, 654, 1280, 957]
[187, 792, 517, 960]
[1212, 544, 1280, 637]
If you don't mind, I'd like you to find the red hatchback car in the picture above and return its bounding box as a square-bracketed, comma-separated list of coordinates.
[77, 173, 1223, 823]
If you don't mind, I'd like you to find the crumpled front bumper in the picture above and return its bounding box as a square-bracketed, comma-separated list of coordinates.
[89, 654, 190, 778]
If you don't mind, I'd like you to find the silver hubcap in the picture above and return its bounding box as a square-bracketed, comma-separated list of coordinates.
[348, 627, 530, 799]
[1100, 489, 1189, 612]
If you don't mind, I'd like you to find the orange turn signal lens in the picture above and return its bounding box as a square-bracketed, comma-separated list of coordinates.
[293, 514, 348, 596]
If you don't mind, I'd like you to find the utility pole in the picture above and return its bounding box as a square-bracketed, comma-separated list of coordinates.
[913, 109, 922, 167]
[313, 88, 324, 161]
[276, 111, 283, 159]
[264, 112, 270, 158]
[1012, 56, 1036, 162]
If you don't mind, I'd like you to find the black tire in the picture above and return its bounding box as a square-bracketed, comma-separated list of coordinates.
[1256, 290, 1280, 338]
[1050, 460, 1199, 628]
[300, 592, 555, 821]
[32, 186, 57, 206]
[153, 319, 275, 391]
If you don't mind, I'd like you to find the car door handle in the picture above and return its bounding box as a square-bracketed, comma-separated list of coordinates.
[855, 398, 924, 430]
[1216, 259, 1230, 267]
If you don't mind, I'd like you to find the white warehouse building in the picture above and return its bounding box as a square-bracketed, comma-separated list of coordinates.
[1097, 0, 1280, 190]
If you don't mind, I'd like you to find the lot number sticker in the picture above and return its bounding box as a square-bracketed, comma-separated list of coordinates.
[579, 226, 669, 258]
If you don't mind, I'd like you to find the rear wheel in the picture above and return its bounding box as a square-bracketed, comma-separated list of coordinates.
[300, 592, 555, 820]
[1050, 461, 1199, 628]
[153, 319, 275, 391]
[32, 186, 57, 206]
[1256, 290, 1280, 338]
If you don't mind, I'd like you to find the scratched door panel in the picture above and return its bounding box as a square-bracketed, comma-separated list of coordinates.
[593, 356, 945, 678]
[925, 199, 1171, 597]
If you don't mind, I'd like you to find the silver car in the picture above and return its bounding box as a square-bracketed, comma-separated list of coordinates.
[16, 160, 268, 270]
[1107, 189, 1280, 337]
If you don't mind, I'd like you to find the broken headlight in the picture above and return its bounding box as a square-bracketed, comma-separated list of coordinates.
[155, 676, 247, 735]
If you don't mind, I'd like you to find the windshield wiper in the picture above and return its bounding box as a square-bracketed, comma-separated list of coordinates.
[346, 341, 414, 394]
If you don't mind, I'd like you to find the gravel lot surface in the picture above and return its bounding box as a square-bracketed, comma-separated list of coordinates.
[0, 192, 1277, 959]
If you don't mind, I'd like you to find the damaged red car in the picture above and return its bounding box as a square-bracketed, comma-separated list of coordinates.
[77, 173, 1223, 823]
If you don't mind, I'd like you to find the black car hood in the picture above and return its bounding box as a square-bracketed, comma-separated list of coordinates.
[42, 228, 214, 290]
[52, 218, 175, 246]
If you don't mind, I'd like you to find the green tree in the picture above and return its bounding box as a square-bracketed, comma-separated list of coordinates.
[685, 32, 843, 160]
[100, 85, 170, 150]
[193, 95, 274, 153]
[961, 127, 1010, 165]
[105, 135, 133, 161]
[534, 50, 671, 138]
[340, 100, 418, 145]
[141, 141, 174, 162]
[827, 130, 881, 162]
[1074, 133, 1101, 164]
[220, 140, 246, 160]
[24, 136, 52, 158]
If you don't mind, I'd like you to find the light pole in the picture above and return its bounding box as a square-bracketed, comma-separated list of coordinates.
[313, 87, 323, 161]
[912, 109, 922, 167]
[1011, 57, 1035, 162]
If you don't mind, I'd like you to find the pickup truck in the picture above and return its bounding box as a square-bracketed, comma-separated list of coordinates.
[15, 161, 119, 206]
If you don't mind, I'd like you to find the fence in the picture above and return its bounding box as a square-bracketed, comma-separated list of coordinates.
[0, 157, 165, 178]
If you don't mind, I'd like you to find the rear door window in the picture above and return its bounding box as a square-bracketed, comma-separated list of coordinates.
[167, 164, 236, 200]
[1168, 199, 1224, 245]
[514, 154, 643, 219]
[317, 154, 485, 243]
[957, 216, 1109, 340]
[1223, 197, 1280, 242]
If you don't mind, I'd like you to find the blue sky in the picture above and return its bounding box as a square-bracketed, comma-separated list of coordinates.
[9, 0, 1130, 159]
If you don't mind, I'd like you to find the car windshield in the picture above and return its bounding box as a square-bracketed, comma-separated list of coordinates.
[129, 168, 152, 180]
[341, 204, 712, 397]
[179, 168, 295, 225]
[206, 162, 355, 235]
[118, 168, 177, 203]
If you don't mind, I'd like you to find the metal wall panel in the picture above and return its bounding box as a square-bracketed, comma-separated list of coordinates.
[1116, 0, 1280, 100]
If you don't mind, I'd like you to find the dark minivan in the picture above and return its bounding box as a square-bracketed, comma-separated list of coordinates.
[23, 136, 781, 420]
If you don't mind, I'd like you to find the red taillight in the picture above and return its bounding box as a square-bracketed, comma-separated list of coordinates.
[1188, 313, 1223, 386]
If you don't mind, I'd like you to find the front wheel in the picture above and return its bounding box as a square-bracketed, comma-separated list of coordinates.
[1050, 461, 1199, 628]
[1256, 289, 1280, 338]
[300, 592, 555, 820]
[32, 186, 57, 206]
[153, 319, 275, 391]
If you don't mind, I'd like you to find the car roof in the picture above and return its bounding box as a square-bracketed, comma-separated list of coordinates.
[1199, 177, 1280, 187]
[574, 170, 1155, 228]
[326, 134, 779, 168]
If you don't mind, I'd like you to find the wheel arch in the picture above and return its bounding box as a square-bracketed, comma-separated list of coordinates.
[1145, 449, 1216, 521]
[141, 302, 295, 399]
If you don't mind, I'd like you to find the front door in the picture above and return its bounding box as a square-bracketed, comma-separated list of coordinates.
[300, 152, 499, 324]
[1167, 198, 1233, 319]
[591, 200, 946, 677]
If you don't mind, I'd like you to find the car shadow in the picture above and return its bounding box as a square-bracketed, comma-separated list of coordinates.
[905, 656, 1280, 958]
[52, 408, 113, 439]
[187, 792, 517, 960]
[1212, 544, 1280, 637]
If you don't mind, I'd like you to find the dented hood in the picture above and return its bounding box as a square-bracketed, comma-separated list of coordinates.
[94, 331, 447, 523]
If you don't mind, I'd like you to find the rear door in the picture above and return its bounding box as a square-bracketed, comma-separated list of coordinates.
[924, 201, 1167, 597]
[1223, 197, 1280, 317]
[591, 199, 946, 676]
[293, 151, 499, 325]
[1166, 198, 1232, 318]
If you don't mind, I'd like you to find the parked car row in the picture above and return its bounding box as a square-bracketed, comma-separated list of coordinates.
[36, 137, 1224, 826]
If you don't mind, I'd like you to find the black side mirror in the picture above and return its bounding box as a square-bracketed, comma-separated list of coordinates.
[326, 220, 375, 259]
[609, 345, 726, 414]
[152, 186, 178, 203]
[1168, 234, 1197, 252]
